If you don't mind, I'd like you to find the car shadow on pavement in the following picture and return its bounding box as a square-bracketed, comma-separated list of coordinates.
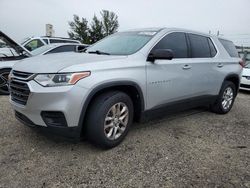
[132, 106, 207, 130]
[27, 106, 208, 149]
[239, 90, 250, 94]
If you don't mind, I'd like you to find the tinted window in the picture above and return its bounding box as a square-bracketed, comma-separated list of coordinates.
[77, 45, 87, 52]
[189, 34, 211, 58]
[63, 40, 78, 44]
[208, 38, 217, 57]
[50, 39, 66, 43]
[43, 39, 49, 44]
[46, 45, 76, 54]
[219, 39, 238, 57]
[24, 39, 44, 51]
[30, 45, 57, 56]
[153, 32, 188, 58]
[50, 39, 78, 44]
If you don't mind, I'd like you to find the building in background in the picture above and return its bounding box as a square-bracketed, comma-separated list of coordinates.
[46, 24, 55, 37]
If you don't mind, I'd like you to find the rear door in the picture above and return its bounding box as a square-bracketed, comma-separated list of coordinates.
[187, 33, 220, 96]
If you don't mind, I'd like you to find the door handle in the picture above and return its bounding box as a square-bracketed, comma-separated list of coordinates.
[182, 64, 192, 70]
[217, 63, 224, 68]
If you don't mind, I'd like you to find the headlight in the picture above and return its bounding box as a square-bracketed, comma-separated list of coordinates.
[34, 72, 91, 87]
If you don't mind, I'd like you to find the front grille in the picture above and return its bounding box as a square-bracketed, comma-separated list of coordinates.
[12, 70, 33, 79]
[9, 79, 30, 105]
[240, 84, 250, 89]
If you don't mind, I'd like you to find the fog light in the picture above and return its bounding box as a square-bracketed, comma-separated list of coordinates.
[41, 111, 68, 127]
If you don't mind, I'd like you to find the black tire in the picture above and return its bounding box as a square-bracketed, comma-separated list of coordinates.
[0, 68, 11, 95]
[85, 91, 134, 149]
[210, 81, 236, 114]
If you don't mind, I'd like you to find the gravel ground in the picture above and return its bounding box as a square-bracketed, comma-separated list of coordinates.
[0, 92, 249, 188]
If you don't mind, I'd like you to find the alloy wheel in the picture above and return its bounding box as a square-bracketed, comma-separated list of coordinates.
[104, 102, 129, 140]
[221, 87, 234, 110]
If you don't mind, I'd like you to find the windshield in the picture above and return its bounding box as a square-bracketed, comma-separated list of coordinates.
[30, 45, 56, 56]
[86, 31, 156, 55]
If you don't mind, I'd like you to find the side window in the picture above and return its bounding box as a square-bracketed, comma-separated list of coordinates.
[43, 39, 49, 44]
[65, 40, 78, 44]
[46, 45, 76, 54]
[50, 39, 78, 44]
[50, 39, 64, 43]
[24, 39, 44, 51]
[219, 39, 239, 57]
[153, 32, 188, 58]
[188, 34, 211, 58]
[208, 38, 217, 57]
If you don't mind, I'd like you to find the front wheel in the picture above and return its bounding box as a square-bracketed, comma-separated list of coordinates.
[210, 81, 236, 114]
[0, 69, 11, 95]
[85, 91, 134, 149]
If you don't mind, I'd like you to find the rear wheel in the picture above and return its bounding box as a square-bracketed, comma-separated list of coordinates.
[210, 81, 236, 114]
[85, 91, 134, 149]
[0, 69, 11, 95]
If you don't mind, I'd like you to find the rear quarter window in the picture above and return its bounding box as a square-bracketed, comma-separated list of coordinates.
[219, 39, 239, 57]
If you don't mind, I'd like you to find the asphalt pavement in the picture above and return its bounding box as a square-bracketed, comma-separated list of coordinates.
[0, 92, 249, 188]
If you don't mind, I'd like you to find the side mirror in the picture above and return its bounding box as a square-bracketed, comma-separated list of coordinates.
[147, 49, 174, 62]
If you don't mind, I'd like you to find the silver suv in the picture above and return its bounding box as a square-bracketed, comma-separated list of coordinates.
[9, 28, 243, 148]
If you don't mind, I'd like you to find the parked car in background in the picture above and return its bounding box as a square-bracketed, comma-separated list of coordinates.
[240, 63, 250, 91]
[21, 36, 81, 52]
[30, 43, 88, 56]
[0, 31, 31, 59]
[0, 31, 30, 95]
[9, 28, 242, 149]
[0, 31, 87, 95]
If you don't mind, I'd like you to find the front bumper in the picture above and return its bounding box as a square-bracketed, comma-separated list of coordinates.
[15, 110, 81, 138]
[10, 80, 89, 137]
[240, 77, 250, 91]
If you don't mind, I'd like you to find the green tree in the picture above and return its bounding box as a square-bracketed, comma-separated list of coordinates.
[89, 15, 104, 43]
[68, 15, 90, 44]
[101, 10, 119, 36]
[68, 10, 119, 44]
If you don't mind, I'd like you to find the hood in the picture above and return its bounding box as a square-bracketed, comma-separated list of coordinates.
[13, 52, 127, 73]
[0, 31, 31, 56]
[243, 67, 250, 76]
[0, 60, 18, 69]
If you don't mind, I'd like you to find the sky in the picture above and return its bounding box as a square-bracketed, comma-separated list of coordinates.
[0, 0, 250, 46]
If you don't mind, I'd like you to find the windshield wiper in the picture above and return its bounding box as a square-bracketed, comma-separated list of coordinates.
[88, 50, 110, 55]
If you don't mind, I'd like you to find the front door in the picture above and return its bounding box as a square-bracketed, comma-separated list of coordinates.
[146, 32, 195, 109]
